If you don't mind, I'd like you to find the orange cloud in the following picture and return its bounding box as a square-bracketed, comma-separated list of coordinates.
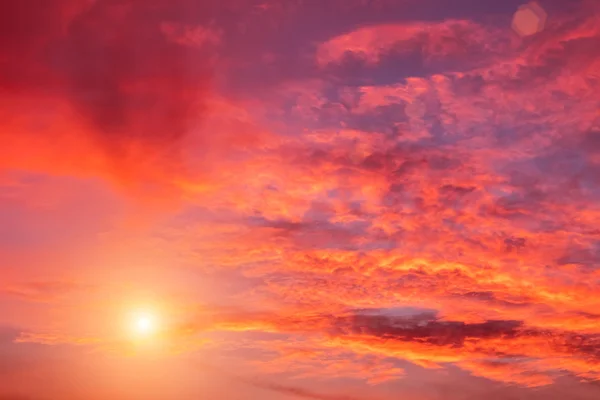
[0, 0, 225, 200]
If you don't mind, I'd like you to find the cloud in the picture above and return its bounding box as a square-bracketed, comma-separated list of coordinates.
[15, 332, 102, 347]
[332, 313, 523, 346]
[19, 303, 586, 388]
[3, 0, 600, 398]
[316, 19, 514, 74]
[1, 281, 92, 303]
[0, 0, 217, 193]
[160, 22, 222, 48]
[457, 359, 555, 388]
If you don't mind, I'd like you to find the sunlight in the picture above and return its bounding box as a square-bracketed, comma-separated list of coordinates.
[130, 310, 159, 337]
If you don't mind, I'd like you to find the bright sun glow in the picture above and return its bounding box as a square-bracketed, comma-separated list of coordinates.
[131, 311, 158, 337]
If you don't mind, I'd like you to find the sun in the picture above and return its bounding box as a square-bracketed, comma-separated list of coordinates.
[130, 310, 159, 337]
[135, 314, 155, 333]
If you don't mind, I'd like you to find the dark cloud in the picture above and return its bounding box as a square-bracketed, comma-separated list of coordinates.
[0, 0, 217, 186]
[3, 0, 213, 131]
[504, 236, 526, 251]
[62, 1, 214, 142]
[333, 313, 523, 347]
[440, 184, 477, 196]
[556, 243, 600, 268]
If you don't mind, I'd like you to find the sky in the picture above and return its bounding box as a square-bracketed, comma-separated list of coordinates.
[1, 0, 600, 399]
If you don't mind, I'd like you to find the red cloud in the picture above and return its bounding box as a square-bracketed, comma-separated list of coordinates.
[160, 22, 222, 48]
[0, 0, 219, 196]
[316, 20, 513, 67]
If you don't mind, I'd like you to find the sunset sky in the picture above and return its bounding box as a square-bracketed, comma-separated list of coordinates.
[1, 0, 600, 399]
